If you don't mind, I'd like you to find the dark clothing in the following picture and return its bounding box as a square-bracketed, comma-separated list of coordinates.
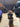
[8, 13, 13, 19]
[9, 19, 13, 27]
[0, 16, 2, 20]
[9, 19, 13, 25]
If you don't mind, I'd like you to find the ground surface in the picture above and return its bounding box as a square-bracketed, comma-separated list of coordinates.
[0, 12, 20, 27]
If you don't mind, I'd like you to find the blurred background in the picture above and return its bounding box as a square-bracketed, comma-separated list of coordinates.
[0, 0, 18, 11]
[0, 0, 20, 27]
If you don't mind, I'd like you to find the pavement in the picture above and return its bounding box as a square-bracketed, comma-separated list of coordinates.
[0, 12, 20, 27]
[13, 12, 20, 27]
[0, 13, 9, 27]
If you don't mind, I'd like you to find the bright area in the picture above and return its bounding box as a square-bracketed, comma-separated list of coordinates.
[0, 13, 9, 27]
[13, 12, 20, 27]
[0, 12, 20, 27]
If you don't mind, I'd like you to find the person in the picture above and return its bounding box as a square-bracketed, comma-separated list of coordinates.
[8, 10, 13, 27]
[0, 8, 2, 22]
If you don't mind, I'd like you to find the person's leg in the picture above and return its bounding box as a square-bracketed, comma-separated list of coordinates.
[9, 20, 11, 27]
[9, 19, 13, 27]
[0, 16, 2, 22]
[11, 19, 13, 27]
[0, 16, 1, 22]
